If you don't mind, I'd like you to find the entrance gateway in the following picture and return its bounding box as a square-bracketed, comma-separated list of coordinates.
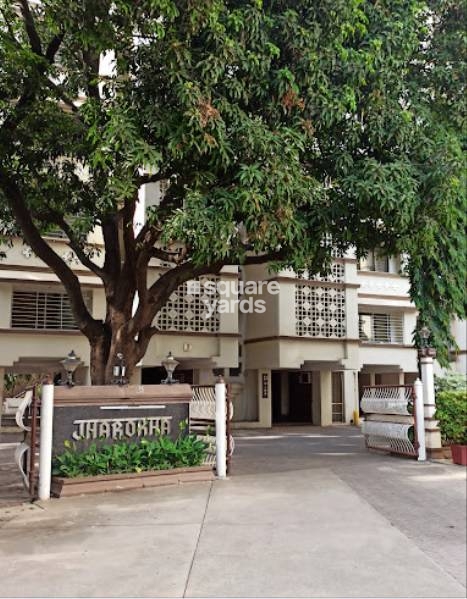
[271, 370, 344, 425]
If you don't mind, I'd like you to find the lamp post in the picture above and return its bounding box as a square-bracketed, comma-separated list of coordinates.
[417, 326, 442, 457]
[60, 350, 82, 386]
[161, 352, 179, 384]
[112, 352, 128, 386]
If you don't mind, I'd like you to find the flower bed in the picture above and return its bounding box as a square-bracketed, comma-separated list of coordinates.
[51, 434, 214, 496]
[52, 465, 215, 497]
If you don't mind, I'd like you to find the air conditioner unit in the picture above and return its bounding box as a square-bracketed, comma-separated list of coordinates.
[299, 372, 312, 384]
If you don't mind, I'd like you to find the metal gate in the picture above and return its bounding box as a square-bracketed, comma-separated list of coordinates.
[190, 385, 234, 473]
[360, 385, 420, 458]
[14, 385, 41, 498]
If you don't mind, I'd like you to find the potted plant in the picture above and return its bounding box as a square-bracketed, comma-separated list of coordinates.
[435, 389, 467, 465]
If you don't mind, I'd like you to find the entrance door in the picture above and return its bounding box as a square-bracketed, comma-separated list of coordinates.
[272, 370, 312, 423]
[288, 372, 312, 422]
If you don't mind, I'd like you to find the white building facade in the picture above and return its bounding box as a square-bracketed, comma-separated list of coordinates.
[0, 186, 464, 425]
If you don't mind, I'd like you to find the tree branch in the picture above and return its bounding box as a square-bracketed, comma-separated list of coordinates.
[148, 247, 181, 263]
[45, 32, 64, 63]
[240, 249, 287, 265]
[43, 77, 80, 114]
[82, 48, 100, 100]
[18, 0, 42, 55]
[136, 171, 171, 186]
[102, 216, 121, 279]
[47, 212, 108, 282]
[131, 259, 224, 343]
[0, 171, 103, 339]
[0, 9, 20, 46]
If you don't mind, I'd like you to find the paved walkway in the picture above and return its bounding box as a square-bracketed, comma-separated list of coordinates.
[0, 426, 465, 598]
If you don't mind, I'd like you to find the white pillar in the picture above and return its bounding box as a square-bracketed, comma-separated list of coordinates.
[420, 356, 435, 417]
[215, 377, 227, 479]
[420, 354, 442, 455]
[320, 370, 333, 426]
[38, 381, 54, 501]
[414, 379, 426, 461]
[343, 370, 358, 424]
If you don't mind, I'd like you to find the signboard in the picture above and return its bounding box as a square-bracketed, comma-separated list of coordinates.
[261, 373, 269, 399]
[52, 384, 191, 456]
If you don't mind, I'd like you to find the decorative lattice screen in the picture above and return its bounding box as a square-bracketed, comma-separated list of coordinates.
[297, 263, 345, 284]
[295, 285, 346, 338]
[155, 276, 220, 333]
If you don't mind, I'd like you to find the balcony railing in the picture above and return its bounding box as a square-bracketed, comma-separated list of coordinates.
[359, 313, 404, 344]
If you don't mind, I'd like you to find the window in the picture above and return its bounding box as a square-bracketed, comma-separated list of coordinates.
[359, 250, 389, 272]
[11, 289, 92, 330]
[359, 313, 404, 344]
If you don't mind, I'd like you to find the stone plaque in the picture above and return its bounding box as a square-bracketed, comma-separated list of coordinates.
[52, 384, 191, 456]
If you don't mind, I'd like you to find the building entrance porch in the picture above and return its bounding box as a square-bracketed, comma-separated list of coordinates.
[271, 370, 345, 426]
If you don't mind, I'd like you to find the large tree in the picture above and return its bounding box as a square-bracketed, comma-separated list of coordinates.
[0, 0, 465, 383]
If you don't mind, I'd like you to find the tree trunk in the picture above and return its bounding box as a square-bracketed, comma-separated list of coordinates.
[89, 334, 111, 385]
[88, 322, 144, 385]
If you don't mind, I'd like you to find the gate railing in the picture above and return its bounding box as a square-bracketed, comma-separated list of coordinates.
[190, 384, 234, 473]
[360, 385, 419, 458]
[14, 385, 40, 497]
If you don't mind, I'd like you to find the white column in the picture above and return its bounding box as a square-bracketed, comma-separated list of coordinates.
[420, 354, 442, 455]
[420, 356, 435, 417]
[320, 370, 333, 426]
[38, 381, 54, 501]
[414, 379, 426, 461]
[343, 369, 358, 424]
[215, 377, 227, 478]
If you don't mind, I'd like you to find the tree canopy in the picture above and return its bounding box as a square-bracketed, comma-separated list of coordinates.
[0, 0, 465, 381]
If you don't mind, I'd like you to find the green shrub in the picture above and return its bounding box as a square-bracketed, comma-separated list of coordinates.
[435, 373, 466, 394]
[435, 390, 467, 446]
[52, 434, 208, 478]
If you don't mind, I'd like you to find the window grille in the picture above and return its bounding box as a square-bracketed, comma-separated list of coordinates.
[155, 276, 220, 333]
[11, 290, 92, 330]
[295, 285, 346, 338]
[359, 313, 404, 344]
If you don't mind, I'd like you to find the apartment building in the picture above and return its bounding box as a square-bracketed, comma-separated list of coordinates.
[1, 184, 463, 426]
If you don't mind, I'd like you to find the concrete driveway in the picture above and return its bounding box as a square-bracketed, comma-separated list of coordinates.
[0, 426, 465, 598]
